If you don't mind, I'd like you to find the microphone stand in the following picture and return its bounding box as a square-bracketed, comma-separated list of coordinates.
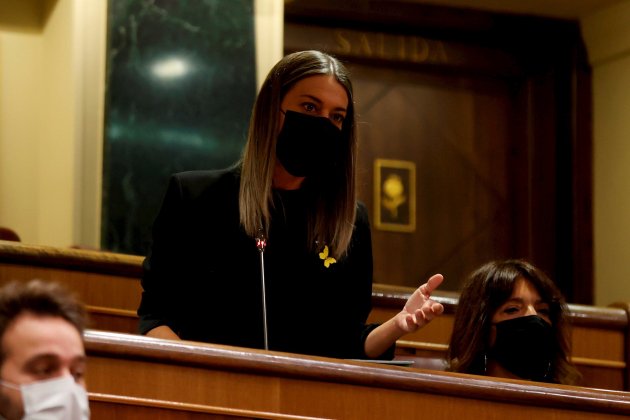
[256, 230, 269, 350]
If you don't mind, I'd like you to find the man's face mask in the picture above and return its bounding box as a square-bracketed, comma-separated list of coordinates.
[489, 315, 556, 382]
[1, 375, 90, 419]
[276, 110, 344, 178]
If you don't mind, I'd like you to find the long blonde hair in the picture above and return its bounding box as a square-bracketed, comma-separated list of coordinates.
[239, 50, 358, 259]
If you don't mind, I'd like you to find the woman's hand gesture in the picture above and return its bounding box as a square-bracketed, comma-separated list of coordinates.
[397, 274, 445, 333]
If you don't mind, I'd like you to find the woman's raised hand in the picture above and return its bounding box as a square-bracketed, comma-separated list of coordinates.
[397, 274, 445, 332]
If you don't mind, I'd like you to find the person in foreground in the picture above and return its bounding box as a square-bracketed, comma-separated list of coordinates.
[138, 50, 444, 359]
[0, 279, 90, 419]
[446, 259, 580, 384]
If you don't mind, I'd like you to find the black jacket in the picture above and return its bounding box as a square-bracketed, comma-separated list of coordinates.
[138, 167, 389, 359]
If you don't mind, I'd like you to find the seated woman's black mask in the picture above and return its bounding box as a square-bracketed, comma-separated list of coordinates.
[276, 110, 344, 178]
[489, 315, 556, 382]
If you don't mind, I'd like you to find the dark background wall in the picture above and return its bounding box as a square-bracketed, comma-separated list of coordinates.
[285, 0, 593, 303]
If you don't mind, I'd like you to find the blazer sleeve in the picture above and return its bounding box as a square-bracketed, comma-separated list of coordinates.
[137, 175, 187, 335]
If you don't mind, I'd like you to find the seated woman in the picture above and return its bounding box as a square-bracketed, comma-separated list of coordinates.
[446, 259, 580, 385]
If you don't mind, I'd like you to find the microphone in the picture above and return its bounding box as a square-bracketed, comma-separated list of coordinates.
[256, 229, 269, 350]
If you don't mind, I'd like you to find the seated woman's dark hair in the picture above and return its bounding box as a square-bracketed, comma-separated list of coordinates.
[446, 259, 580, 385]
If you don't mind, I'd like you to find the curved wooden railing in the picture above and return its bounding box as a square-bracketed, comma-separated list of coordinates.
[84, 330, 630, 419]
[0, 240, 143, 276]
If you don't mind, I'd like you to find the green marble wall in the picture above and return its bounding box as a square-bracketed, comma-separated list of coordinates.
[101, 0, 256, 255]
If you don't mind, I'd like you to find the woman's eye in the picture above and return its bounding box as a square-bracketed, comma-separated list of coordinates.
[537, 307, 551, 315]
[302, 103, 316, 112]
[332, 114, 345, 123]
[504, 306, 520, 314]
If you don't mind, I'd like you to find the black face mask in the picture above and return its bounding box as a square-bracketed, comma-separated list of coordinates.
[489, 315, 555, 382]
[276, 110, 344, 178]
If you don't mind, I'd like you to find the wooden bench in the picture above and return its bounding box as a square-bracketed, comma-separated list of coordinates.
[84, 330, 630, 419]
[0, 240, 142, 334]
[1, 240, 627, 391]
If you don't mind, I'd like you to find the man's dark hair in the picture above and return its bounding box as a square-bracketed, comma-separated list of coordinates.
[0, 279, 86, 362]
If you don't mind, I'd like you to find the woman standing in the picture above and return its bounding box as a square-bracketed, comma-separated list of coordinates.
[138, 50, 444, 359]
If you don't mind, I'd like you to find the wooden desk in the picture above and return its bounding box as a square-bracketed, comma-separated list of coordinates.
[1, 240, 628, 391]
[85, 330, 630, 420]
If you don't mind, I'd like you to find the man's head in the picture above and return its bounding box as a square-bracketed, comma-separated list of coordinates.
[0, 280, 88, 419]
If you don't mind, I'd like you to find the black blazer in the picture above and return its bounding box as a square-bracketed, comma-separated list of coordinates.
[138, 167, 389, 359]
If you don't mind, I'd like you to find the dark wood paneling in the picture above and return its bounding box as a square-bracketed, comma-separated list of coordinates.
[285, 0, 593, 303]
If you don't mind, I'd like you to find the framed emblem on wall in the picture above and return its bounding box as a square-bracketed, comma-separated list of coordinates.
[374, 159, 416, 232]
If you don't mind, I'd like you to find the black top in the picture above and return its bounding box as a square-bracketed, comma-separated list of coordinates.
[138, 167, 391, 359]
